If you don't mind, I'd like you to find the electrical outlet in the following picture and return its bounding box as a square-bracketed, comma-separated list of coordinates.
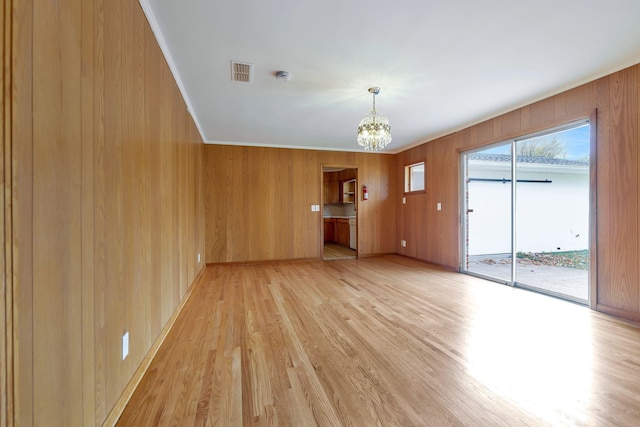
[122, 332, 129, 360]
[401, 240, 407, 247]
[402, 197, 406, 204]
[437, 202, 442, 211]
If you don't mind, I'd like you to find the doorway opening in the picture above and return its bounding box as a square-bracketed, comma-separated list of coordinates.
[322, 166, 357, 260]
[461, 121, 593, 304]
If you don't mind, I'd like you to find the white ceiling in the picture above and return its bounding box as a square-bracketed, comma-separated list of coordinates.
[143, 0, 640, 154]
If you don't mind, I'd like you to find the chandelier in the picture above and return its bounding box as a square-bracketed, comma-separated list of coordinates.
[357, 87, 392, 151]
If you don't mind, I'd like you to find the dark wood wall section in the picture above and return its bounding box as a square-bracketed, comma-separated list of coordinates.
[395, 64, 640, 321]
[12, 0, 205, 425]
[204, 146, 397, 263]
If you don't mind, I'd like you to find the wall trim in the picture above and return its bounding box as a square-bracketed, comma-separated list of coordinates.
[102, 265, 207, 426]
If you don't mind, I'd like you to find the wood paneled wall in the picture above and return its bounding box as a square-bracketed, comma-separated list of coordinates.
[11, 0, 205, 426]
[395, 63, 640, 322]
[2, 1, 12, 425]
[204, 145, 396, 263]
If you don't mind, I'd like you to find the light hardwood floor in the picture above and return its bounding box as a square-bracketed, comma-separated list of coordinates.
[117, 256, 640, 426]
[323, 242, 357, 260]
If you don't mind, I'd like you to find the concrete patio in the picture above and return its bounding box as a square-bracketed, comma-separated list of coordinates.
[467, 256, 589, 302]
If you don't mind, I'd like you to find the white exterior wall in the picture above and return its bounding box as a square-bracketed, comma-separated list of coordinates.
[467, 160, 589, 255]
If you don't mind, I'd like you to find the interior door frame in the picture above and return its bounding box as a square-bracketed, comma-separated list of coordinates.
[460, 114, 597, 308]
[319, 163, 359, 259]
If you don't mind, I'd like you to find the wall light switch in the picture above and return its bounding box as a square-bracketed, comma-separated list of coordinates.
[122, 332, 129, 360]
[401, 240, 407, 247]
[402, 197, 406, 204]
[437, 202, 442, 211]
[197, 253, 201, 263]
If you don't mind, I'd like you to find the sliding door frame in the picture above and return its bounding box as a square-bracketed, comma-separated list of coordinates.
[460, 139, 514, 285]
[460, 115, 596, 308]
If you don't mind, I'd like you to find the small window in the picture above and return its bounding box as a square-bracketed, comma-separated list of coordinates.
[405, 162, 425, 193]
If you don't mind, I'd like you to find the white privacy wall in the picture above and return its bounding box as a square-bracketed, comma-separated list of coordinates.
[467, 160, 589, 256]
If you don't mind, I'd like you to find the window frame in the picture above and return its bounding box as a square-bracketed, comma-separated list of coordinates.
[404, 161, 425, 194]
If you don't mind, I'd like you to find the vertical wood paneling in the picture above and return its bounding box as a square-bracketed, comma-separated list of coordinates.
[13, 0, 34, 423]
[104, 0, 125, 409]
[120, 1, 137, 414]
[204, 146, 396, 263]
[293, 149, 317, 258]
[1, 1, 11, 424]
[589, 110, 598, 310]
[93, 0, 107, 419]
[158, 28, 171, 325]
[477, 120, 495, 145]
[596, 79, 615, 304]
[529, 97, 556, 129]
[142, 16, 162, 344]
[12, 0, 205, 425]
[81, 0, 96, 424]
[630, 67, 640, 310]
[565, 83, 595, 117]
[32, 0, 84, 425]
[606, 67, 638, 312]
[395, 63, 640, 322]
[128, 4, 147, 422]
[498, 109, 522, 138]
[595, 77, 611, 306]
[356, 153, 396, 256]
[554, 92, 568, 119]
[520, 106, 531, 130]
[428, 135, 458, 268]
[396, 145, 428, 259]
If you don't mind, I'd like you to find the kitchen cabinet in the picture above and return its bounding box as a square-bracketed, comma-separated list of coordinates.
[323, 181, 340, 205]
[324, 218, 335, 242]
[341, 179, 356, 203]
[335, 218, 350, 247]
[324, 217, 351, 247]
[323, 169, 356, 205]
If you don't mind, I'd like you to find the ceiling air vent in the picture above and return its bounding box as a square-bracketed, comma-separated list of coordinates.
[231, 61, 253, 83]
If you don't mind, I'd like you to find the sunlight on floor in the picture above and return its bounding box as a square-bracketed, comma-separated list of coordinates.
[466, 292, 593, 424]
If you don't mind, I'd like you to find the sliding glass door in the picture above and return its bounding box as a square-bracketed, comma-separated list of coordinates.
[464, 142, 513, 283]
[462, 122, 591, 304]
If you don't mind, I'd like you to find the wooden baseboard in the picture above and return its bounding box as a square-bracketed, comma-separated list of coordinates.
[596, 304, 640, 325]
[357, 252, 396, 259]
[101, 265, 207, 426]
[206, 257, 320, 266]
[395, 254, 458, 272]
